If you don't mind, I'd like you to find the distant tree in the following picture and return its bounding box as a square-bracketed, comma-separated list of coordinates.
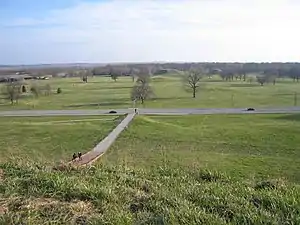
[44, 84, 51, 95]
[131, 75, 154, 104]
[30, 85, 40, 98]
[57, 87, 62, 94]
[219, 71, 234, 81]
[288, 67, 300, 82]
[111, 73, 119, 82]
[129, 68, 138, 82]
[2, 82, 22, 104]
[256, 75, 270, 86]
[183, 69, 203, 98]
[82, 76, 88, 83]
[263, 70, 278, 85]
[30, 83, 51, 97]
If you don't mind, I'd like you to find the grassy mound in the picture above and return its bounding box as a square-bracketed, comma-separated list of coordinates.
[0, 162, 299, 224]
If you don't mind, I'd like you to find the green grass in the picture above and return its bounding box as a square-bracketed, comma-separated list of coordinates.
[0, 162, 299, 224]
[0, 116, 118, 164]
[0, 114, 300, 224]
[0, 75, 300, 110]
[103, 114, 300, 183]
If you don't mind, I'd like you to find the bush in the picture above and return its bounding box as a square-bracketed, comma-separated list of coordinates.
[57, 88, 62, 94]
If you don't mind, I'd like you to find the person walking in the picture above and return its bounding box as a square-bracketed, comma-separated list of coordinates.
[78, 152, 82, 161]
[72, 153, 77, 161]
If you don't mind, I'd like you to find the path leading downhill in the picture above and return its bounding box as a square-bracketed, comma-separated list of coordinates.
[0, 107, 300, 117]
[71, 113, 136, 166]
[3, 107, 300, 166]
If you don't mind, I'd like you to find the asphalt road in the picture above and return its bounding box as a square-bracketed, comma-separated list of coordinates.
[0, 107, 300, 117]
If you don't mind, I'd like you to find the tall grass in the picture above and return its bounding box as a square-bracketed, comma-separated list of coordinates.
[0, 161, 299, 224]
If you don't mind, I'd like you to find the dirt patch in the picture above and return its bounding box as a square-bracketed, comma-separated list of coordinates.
[24, 198, 94, 213]
[1, 197, 95, 216]
[0, 206, 8, 215]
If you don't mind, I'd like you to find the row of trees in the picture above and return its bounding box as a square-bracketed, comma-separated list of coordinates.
[130, 63, 300, 104]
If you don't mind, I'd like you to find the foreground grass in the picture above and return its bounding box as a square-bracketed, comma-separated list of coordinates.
[0, 116, 118, 163]
[0, 75, 300, 110]
[103, 114, 300, 183]
[0, 162, 299, 224]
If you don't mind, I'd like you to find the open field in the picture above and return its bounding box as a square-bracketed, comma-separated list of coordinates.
[0, 113, 299, 224]
[0, 115, 117, 163]
[103, 114, 300, 183]
[0, 75, 300, 110]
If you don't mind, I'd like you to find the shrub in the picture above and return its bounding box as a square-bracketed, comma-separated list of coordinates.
[57, 88, 62, 94]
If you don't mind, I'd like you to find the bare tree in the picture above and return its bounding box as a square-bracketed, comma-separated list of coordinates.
[111, 73, 119, 82]
[44, 83, 52, 96]
[2, 82, 22, 104]
[80, 70, 90, 83]
[131, 75, 154, 104]
[82, 76, 88, 83]
[256, 75, 270, 86]
[30, 83, 52, 97]
[129, 68, 140, 82]
[183, 69, 203, 98]
[30, 84, 40, 98]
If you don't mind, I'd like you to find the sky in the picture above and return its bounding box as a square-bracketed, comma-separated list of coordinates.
[1, 0, 300, 65]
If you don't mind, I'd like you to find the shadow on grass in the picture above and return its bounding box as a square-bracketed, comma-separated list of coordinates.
[204, 79, 224, 83]
[229, 84, 258, 87]
[99, 86, 132, 90]
[151, 96, 191, 101]
[275, 114, 300, 121]
[65, 101, 130, 108]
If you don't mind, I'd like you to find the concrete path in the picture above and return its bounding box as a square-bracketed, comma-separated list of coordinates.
[71, 113, 136, 166]
[1, 107, 300, 117]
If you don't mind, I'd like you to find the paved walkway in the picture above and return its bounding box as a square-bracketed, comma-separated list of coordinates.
[71, 113, 136, 166]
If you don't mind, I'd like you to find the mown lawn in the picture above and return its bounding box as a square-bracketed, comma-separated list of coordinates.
[103, 114, 300, 183]
[0, 116, 117, 163]
[0, 75, 300, 110]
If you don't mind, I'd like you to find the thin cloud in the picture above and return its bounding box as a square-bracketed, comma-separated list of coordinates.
[1, 0, 300, 64]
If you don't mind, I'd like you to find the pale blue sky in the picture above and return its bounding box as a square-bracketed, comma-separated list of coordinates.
[1, 0, 300, 65]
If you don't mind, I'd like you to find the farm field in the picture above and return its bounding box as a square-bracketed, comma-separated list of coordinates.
[0, 115, 117, 163]
[0, 75, 300, 110]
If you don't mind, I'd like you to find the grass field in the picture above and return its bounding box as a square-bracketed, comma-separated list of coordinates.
[1, 75, 300, 224]
[0, 75, 300, 110]
[0, 114, 299, 224]
[0, 115, 118, 163]
[103, 114, 300, 183]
